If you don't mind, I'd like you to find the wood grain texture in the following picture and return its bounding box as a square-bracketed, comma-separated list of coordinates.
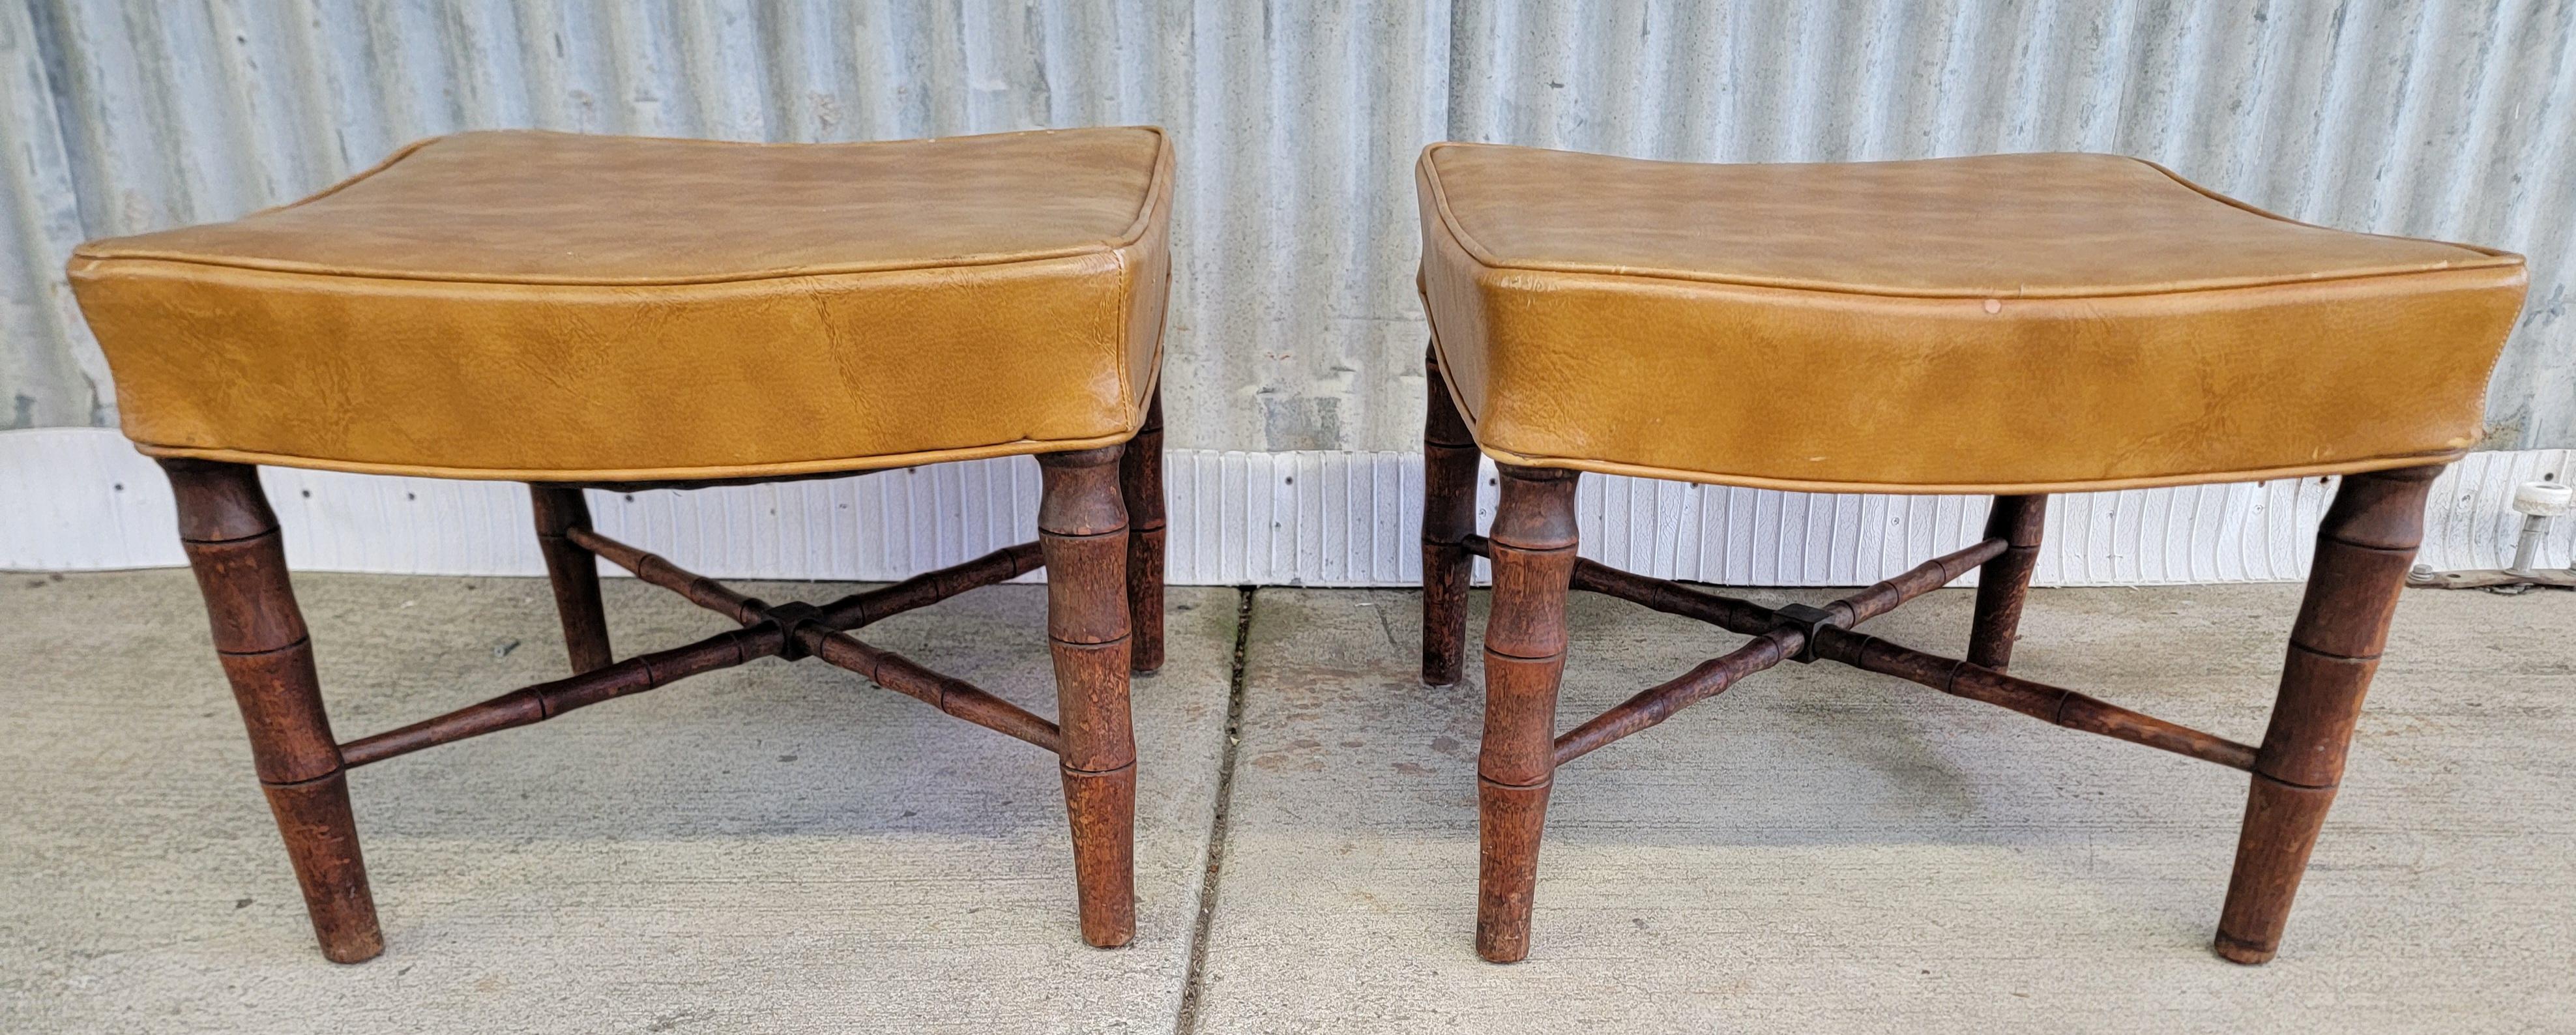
[812, 541, 1046, 631]
[806, 632, 1062, 753]
[1431, 456, 2437, 967]
[2218, 464, 2439, 964]
[163, 459, 381, 963]
[1038, 446, 1138, 948]
[1967, 494, 2047, 670]
[164, 445, 1156, 959]
[1122, 390, 1167, 674]
[336, 624, 784, 768]
[1421, 345, 1480, 686]
[529, 484, 613, 673]
[1809, 626, 2259, 770]
[260, 773, 383, 965]
[1476, 464, 1579, 962]
[1552, 628, 1798, 765]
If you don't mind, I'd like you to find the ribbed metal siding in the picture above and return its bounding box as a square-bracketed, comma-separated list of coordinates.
[5, 1, 2569, 451]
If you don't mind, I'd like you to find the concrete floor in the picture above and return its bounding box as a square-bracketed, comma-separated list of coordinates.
[2, 572, 2569, 1033]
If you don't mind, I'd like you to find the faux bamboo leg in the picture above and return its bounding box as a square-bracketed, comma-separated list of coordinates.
[2216, 465, 2439, 964]
[529, 484, 613, 673]
[1120, 390, 1167, 675]
[1422, 345, 1480, 686]
[1967, 494, 2047, 671]
[1476, 465, 1579, 963]
[1039, 446, 1137, 948]
[161, 459, 383, 964]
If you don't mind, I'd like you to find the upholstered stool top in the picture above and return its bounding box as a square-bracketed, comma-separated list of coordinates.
[1416, 144, 2527, 493]
[71, 126, 1173, 481]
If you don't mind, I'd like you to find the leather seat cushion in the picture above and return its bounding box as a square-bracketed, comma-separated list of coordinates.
[70, 126, 1173, 481]
[1416, 143, 2528, 493]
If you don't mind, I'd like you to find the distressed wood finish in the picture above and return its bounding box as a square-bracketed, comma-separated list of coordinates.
[529, 485, 613, 673]
[1809, 626, 2261, 770]
[162, 459, 383, 964]
[1426, 394, 2446, 964]
[338, 622, 787, 767]
[1122, 390, 1167, 674]
[165, 437, 1152, 959]
[1553, 628, 1798, 765]
[1476, 464, 1580, 963]
[1039, 445, 1139, 948]
[812, 540, 1046, 630]
[1967, 494, 2048, 671]
[1422, 345, 1481, 686]
[806, 632, 1063, 753]
[565, 525, 766, 622]
[2217, 464, 2438, 965]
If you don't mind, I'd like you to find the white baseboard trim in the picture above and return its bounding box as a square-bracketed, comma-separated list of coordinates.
[5, 428, 2568, 587]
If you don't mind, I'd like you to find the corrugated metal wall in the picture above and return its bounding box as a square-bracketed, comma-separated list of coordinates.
[5, 0, 2571, 451]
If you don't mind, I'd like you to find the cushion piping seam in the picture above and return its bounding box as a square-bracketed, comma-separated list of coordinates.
[70, 127, 1174, 288]
[1418, 143, 2523, 301]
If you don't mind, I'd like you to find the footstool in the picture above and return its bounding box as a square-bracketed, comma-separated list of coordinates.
[1412, 144, 2527, 963]
[69, 126, 1175, 961]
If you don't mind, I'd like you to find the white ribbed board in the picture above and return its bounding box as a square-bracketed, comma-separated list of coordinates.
[3, 428, 2568, 587]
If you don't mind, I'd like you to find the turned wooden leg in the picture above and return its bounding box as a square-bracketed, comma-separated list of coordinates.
[2216, 465, 2439, 964]
[1422, 345, 1480, 686]
[1038, 446, 1137, 948]
[1476, 465, 1579, 962]
[1967, 494, 2047, 671]
[161, 459, 383, 963]
[529, 484, 613, 674]
[1120, 390, 1167, 675]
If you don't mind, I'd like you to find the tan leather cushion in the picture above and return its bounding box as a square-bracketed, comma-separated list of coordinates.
[70, 127, 1173, 481]
[1417, 144, 2528, 493]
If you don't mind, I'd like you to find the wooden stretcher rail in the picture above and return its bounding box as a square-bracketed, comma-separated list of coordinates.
[1497, 533, 2254, 772]
[337, 530, 1063, 768]
[1833, 537, 2008, 626]
[1461, 533, 2004, 637]
[813, 542, 1047, 631]
[1553, 628, 1800, 765]
[338, 622, 785, 768]
[800, 627, 1062, 753]
[1808, 626, 2260, 770]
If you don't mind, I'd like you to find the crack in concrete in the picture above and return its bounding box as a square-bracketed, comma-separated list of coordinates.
[1173, 586, 1256, 1035]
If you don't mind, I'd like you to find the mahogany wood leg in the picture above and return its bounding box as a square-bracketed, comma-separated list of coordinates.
[1120, 391, 1167, 675]
[1422, 345, 1480, 686]
[1039, 446, 1137, 948]
[530, 484, 613, 673]
[1967, 494, 2047, 671]
[161, 459, 383, 963]
[2216, 465, 2439, 964]
[1476, 464, 1579, 962]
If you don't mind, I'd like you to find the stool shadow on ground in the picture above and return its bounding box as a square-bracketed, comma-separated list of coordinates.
[0, 570, 1242, 1035]
[304, 577, 1100, 845]
[1188, 584, 2575, 1033]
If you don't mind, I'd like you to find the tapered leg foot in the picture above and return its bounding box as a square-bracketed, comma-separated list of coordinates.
[264, 773, 385, 963]
[163, 459, 383, 963]
[1476, 776, 1550, 962]
[1422, 345, 1479, 686]
[2216, 776, 2335, 964]
[2216, 465, 2437, 964]
[1061, 763, 1138, 947]
[1473, 465, 1579, 963]
[1040, 446, 1139, 948]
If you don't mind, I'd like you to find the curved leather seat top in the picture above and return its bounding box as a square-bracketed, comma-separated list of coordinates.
[1417, 143, 2528, 493]
[71, 126, 1173, 482]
